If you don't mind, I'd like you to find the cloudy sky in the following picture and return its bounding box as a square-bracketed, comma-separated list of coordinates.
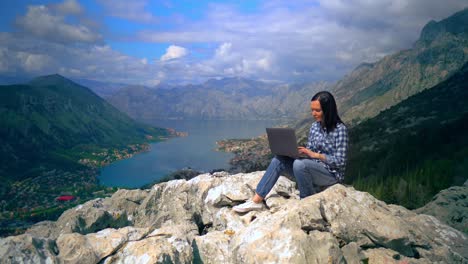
[0, 0, 467, 86]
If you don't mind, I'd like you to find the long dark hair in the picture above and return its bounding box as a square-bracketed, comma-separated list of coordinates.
[311, 91, 343, 132]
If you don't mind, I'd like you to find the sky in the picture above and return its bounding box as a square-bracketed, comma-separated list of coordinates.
[0, 0, 467, 86]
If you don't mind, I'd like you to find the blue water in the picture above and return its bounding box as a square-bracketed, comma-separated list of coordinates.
[98, 119, 280, 188]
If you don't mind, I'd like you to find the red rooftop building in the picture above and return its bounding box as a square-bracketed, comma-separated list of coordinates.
[56, 195, 76, 202]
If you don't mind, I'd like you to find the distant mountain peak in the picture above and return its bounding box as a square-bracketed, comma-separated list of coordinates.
[29, 73, 76, 86]
[32, 73, 67, 81]
[418, 8, 468, 45]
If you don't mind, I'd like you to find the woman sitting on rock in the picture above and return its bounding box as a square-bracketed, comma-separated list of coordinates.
[233, 91, 348, 213]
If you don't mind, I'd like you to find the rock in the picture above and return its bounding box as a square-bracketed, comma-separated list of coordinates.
[204, 172, 263, 207]
[102, 225, 194, 264]
[24, 198, 133, 240]
[341, 242, 367, 264]
[362, 248, 429, 264]
[56, 226, 150, 264]
[1, 171, 467, 263]
[25, 220, 58, 238]
[0, 234, 58, 264]
[54, 198, 130, 238]
[313, 184, 468, 261]
[194, 231, 232, 264]
[415, 183, 468, 234]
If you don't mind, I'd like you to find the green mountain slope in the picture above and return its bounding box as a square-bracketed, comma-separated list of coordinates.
[346, 62, 468, 209]
[1, 74, 169, 180]
[0, 74, 170, 233]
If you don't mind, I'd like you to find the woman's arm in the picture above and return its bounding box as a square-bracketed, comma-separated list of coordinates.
[322, 125, 348, 169]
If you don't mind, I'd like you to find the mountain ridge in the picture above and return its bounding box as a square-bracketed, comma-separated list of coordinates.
[328, 8, 468, 127]
[106, 77, 329, 121]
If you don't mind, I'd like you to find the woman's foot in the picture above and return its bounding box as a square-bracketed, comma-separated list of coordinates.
[232, 200, 264, 213]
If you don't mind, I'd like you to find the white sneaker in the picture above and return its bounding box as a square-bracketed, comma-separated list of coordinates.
[232, 200, 264, 213]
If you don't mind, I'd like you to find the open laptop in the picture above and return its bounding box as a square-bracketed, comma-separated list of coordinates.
[266, 128, 303, 158]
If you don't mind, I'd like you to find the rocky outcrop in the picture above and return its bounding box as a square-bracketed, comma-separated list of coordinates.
[415, 180, 468, 234]
[1, 171, 467, 263]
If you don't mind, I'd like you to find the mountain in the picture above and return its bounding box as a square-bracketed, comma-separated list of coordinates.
[0, 75, 31, 85]
[71, 78, 129, 98]
[106, 77, 329, 121]
[1, 171, 466, 263]
[332, 8, 468, 126]
[0, 74, 171, 231]
[219, 9, 468, 210]
[1, 74, 169, 179]
[346, 61, 468, 208]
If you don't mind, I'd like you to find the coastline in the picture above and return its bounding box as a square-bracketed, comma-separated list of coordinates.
[215, 134, 272, 173]
[0, 128, 186, 237]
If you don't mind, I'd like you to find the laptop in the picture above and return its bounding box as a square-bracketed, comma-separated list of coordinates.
[266, 128, 303, 158]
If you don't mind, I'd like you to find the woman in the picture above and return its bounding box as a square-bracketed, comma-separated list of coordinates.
[233, 91, 348, 213]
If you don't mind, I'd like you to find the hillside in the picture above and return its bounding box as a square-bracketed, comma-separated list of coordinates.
[0, 74, 171, 234]
[1, 74, 170, 179]
[106, 77, 329, 121]
[0, 171, 466, 263]
[346, 61, 468, 209]
[221, 60, 468, 209]
[218, 9, 468, 209]
[334, 8, 468, 126]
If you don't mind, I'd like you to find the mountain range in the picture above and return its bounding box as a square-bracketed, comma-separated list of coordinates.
[1, 6, 467, 240]
[105, 77, 329, 121]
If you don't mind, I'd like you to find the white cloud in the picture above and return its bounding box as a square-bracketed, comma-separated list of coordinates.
[134, 1, 468, 83]
[215, 43, 232, 58]
[160, 45, 188, 61]
[15, 5, 101, 44]
[2, 1, 467, 85]
[16, 52, 52, 72]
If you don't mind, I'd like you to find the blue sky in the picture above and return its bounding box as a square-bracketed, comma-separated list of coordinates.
[0, 0, 467, 86]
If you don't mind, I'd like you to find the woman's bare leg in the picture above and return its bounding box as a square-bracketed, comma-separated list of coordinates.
[252, 193, 263, 203]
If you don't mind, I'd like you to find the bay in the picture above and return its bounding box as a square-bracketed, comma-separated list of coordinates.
[98, 119, 281, 188]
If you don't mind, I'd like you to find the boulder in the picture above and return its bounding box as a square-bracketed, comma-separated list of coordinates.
[0, 234, 58, 264]
[55, 226, 150, 264]
[0, 171, 467, 264]
[415, 181, 468, 234]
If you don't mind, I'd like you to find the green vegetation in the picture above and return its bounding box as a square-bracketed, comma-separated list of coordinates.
[290, 9, 468, 209]
[0, 74, 171, 235]
[345, 62, 468, 209]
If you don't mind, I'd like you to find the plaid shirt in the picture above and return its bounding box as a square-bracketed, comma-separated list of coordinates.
[306, 121, 348, 182]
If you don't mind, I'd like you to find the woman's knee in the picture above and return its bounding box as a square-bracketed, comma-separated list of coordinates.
[293, 159, 306, 172]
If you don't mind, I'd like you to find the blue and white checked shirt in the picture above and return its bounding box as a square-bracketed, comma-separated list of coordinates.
[306, 121, 348, 182]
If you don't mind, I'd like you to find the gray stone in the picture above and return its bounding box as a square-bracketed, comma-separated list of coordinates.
[341, 242, 367, 264]
[0, 234, 58, 264]
[1, 171, 467, 264]
[415, 184, 468, 234]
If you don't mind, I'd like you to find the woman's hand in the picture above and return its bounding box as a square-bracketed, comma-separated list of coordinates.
[297, 147, 324, 160]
